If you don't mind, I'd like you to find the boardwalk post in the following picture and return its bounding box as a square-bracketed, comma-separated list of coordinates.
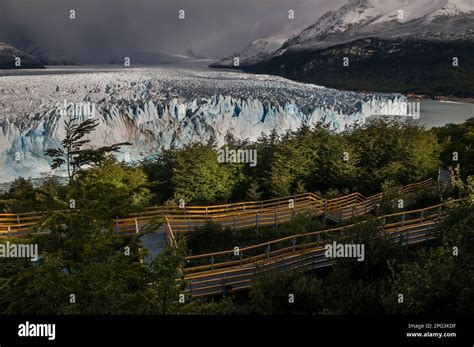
[255, 212, 259, 236]
[274, 209, 278, 231]
[266, 244, 270, 259]
[401, 214, 405, 227]
[16, 214, 20, 224]
[134, 219, 139, 234]
[210, 256, 214, 270]
[188, 218, 192, 232]
[292, 237, 296, 252]
[429, 224, 434, 242]
[323, 200, 327, 226]
[233, 215, 236, 236]
[8, 226, 11, 237]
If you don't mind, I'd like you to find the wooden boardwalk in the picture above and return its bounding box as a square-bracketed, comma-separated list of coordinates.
[0, 178, 444, 298]
[181, 203, 445, 298]
[0, 178, 433, 237]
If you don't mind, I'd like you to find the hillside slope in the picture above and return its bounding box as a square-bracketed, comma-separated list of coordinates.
[0, 42, 44, 69]
[214, 0, 474, 96]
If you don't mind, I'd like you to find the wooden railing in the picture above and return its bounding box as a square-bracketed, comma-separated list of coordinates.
[0, 212, 44, 236]
[0, 178, 434, 237]
[165, 178, 434, 233]
[89, 177, 432, 237]
[181, 202, 447, 298]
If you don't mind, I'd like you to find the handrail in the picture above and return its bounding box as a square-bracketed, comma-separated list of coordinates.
[0, 178, 432, 218]
[165, 178, 434, 234]
[182, 221, 440, 296]
[180, 200, 460, 297]
[183, 201, 449, 269]
[0, 178, 434, 237]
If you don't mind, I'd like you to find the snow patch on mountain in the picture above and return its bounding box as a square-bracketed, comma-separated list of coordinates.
[429, 0, 474, 18]
[275, 0, 474, 54]
[212, 0, 474, 68]
[210, 33, 293, 67]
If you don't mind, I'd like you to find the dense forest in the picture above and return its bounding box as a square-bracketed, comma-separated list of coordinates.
[0, 117, 472, 314]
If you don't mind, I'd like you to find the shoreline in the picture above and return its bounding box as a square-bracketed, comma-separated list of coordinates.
[406, 94, 474, 104]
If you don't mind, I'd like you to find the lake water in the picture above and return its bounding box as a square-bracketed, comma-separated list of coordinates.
[415, 100, 474, 128]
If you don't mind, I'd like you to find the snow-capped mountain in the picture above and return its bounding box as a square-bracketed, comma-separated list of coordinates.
[0, 66, 407, 182]
[222, 0, 474, 97]
[276, 0, 474, 55]
[210, 34, 292, 68]
[0, 42, 44, 69]
[212, 0, 474, 69]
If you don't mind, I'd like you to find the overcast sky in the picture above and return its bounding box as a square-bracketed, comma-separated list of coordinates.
[0, 0, 346, 62]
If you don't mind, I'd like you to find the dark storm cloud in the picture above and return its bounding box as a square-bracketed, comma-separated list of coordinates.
[0, 0, 345, 62]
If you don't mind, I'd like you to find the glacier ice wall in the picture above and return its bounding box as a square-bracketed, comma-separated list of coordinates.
[0, 66, 407, 183]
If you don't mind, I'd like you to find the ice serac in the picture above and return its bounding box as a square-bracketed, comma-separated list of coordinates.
[0, 67, 407, 183]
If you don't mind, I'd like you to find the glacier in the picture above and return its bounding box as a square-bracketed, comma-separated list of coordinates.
[0, 65, 408, 183]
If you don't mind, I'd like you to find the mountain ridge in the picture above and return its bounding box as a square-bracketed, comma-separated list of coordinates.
[276, 0, 474, 54]
[0, 42, 44, 69]
[210, 34, 292, 68]
[211, 0, 474, 97]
